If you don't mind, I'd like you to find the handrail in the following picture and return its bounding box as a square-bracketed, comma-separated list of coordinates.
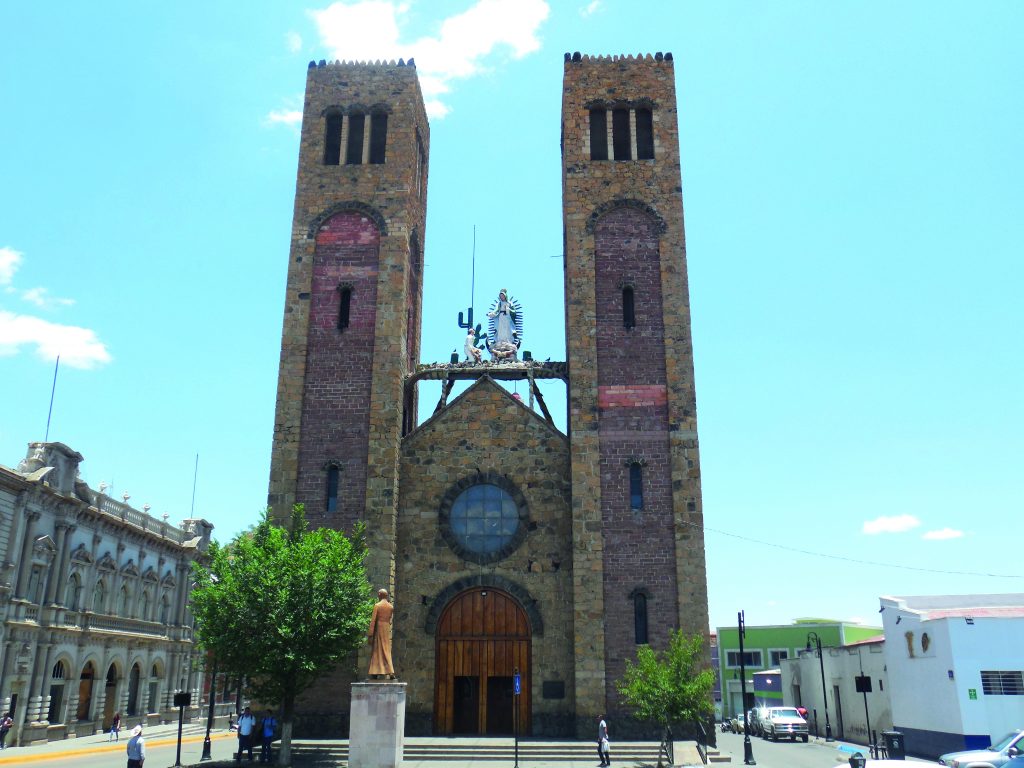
[694, 720, 709, 765]
[658, 725, 676, 767]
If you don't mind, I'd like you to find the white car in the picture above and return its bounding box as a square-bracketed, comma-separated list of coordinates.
[940, 729, 1024, 767]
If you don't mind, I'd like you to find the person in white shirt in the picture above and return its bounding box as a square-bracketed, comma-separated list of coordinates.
[236, 706, 257, 762]
[597, 715, 611, 766]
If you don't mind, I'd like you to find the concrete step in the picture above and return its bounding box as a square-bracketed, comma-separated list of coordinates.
[289, 739, 672, 763]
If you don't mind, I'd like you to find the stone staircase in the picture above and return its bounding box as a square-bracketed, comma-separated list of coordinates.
[287, 737, 731, 765]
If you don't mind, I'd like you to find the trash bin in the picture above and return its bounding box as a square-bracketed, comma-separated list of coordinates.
[882, 730, 906, 760]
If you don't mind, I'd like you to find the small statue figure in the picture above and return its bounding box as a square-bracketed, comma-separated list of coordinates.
[464, 329, 483, 363]
[368, 589, 395, 679]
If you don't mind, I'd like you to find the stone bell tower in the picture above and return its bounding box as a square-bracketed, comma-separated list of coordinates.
[268, 57, 429, 614]
[561, 51, 710, 730]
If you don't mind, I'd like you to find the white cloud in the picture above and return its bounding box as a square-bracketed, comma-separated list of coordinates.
[309, 0, 550, 118]
[922, 527, 964, 541]
[286, 31, 303, 53]
[266, 109, 304, 126]
[22, 286, 75, 309]
[862, 514, 921, 535]
[0, 310, 111, 369]
[580, 0, 601, 17]
[0, 246, 23, 287]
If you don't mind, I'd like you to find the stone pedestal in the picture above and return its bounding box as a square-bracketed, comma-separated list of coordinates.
[348, 681, 406, 768]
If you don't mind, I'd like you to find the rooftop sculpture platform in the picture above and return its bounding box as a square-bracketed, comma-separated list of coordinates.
[406, 360, 568, 429]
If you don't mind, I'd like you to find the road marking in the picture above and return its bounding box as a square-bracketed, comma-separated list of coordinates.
[0, 732, 234, 765]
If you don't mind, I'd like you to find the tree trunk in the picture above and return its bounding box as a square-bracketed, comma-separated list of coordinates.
[278, 692, 294, 766]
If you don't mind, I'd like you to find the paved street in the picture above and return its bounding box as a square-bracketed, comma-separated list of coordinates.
[0, 722, 237, 768]
[714, 730, 941, 768]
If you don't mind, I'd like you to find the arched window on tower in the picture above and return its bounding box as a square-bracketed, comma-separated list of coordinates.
[589, 108, 608, 161]
[369, 113, 388, 164]
[622, 285, 635, 329]
[636, 108, 654, 160]
[323, 112, 342, 165]
[629, 462, 644, 511]
[633, 591, 649, 644]
[326, 464, 340, 513]
[346, 113, 366, 164]
[612, 108, 632, 161]
[338, 285, 352, 330]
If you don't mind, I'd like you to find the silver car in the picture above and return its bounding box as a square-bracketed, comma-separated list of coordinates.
[939, 729, 1023, 767]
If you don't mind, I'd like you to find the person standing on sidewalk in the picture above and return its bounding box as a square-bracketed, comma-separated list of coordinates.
[126, 724, 145, 768]
[236, 706, 257, 761]
[259, 709, 277, 763]
[597, 714, 611, 766]
[109, 712, 122, 742]
[0, 711, 13, 749]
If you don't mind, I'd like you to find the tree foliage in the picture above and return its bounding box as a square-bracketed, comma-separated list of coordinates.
[190, 505, 374, 764]
[616, 630, 715, 729]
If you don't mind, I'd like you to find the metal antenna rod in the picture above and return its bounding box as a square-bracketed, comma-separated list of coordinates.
[44, 355, 60, 441]
[190, 453, 199, 516]
[471, 225, 476, 317]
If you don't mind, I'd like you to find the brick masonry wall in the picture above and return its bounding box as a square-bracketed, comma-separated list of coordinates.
[594, 207, 678, 715]
[295, 211, 379, 530]
[562, 53, 710, 735]
[395, 378, 575, 736]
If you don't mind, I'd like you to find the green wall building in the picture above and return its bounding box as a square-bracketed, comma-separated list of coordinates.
[716, 619, 881, 718]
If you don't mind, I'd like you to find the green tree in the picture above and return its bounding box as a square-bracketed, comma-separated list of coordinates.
[190, 505, 374, 765]
[616, 630, 715, 732]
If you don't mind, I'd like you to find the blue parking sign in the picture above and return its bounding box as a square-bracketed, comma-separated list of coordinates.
[513, 673, 521, 695]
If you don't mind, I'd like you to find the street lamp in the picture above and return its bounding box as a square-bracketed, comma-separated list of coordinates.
[738, 611, 756, 765]
[200, 658, 218, 761]
[805, 632, 833, 741]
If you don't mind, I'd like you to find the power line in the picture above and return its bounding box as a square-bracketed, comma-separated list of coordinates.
[687, 520, 1022, 579]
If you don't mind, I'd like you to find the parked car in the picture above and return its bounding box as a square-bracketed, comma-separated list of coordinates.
[747, 706, 771, 736]
[761, 706, 809, 742]
[939, 729, 1024, 767]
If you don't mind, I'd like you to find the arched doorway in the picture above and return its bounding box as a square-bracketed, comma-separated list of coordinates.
[434, 587, 531, 736]
[77, 662, 95, 720]
[126, 664, 141, 716]
[103, 663, 118, 728]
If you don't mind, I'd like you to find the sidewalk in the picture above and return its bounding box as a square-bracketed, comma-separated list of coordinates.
[0, 722, 235, 765]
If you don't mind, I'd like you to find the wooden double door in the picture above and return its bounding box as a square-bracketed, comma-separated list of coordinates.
[434, 587, 531, 736]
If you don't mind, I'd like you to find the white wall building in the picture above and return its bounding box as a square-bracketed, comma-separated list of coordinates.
[0, 442, 213, 746]
[880, 594, 1024, 758]
[781, 636, 890, 744]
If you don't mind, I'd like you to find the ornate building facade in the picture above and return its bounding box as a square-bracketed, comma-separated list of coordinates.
[0, 441, 212, 746]
[269, 51, 709, 737]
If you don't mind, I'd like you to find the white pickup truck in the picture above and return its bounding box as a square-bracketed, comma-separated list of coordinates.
[761, 706, 810, 742]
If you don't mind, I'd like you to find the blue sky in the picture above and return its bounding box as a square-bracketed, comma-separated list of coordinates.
[2, 1, 1022, 632]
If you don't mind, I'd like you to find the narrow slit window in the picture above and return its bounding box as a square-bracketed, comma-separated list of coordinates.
[634, 593, 649, 644]
[323, 113, 342, 165]
[369, 113, 388, 164]
[629, 463, 644, 510]
[612, 108, 632, 161]
[338, 286, 352, 330]
[346, 113, 365, 165]
[589, 109, 608, 160]
[622, 286, 635, 329]
[326, 466, 340, 513]
[636, 108, 654, 160]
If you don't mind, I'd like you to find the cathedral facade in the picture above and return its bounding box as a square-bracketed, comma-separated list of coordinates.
[268, 51, 709, 737]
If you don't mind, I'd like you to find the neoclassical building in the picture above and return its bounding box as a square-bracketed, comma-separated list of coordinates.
[0, 441, 212, 746]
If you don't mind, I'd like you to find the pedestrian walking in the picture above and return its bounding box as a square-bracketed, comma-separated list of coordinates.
[236, 706, 257, 762]
[126, 724, 145, 768]
[259, 709, 277, 763]
[0, 711, 13, 749]
[109, 712, 122, 741]
[597, 714, 611, 766]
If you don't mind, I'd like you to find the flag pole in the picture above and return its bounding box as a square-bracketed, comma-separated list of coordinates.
[44, 355, 60, 441]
